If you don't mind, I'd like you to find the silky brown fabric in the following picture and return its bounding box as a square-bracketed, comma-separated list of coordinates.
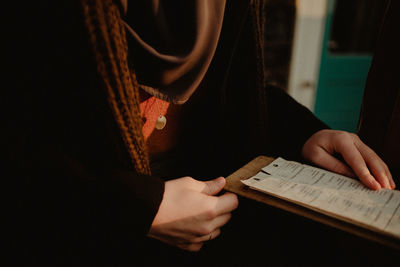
[122, 0, 226, 104]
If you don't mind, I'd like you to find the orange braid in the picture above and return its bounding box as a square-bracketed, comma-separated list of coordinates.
[82, 0, 150, 175]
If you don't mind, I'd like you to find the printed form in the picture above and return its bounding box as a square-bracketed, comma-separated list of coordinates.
[242, 158, 400, 238]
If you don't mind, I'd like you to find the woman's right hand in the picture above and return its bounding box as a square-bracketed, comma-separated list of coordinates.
[148, 176, 238, 252]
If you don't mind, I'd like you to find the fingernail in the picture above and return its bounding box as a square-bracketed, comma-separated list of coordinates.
[216, 177, 225, 185]
[390, 179, 396, 189]
[374, 181, 381, 190]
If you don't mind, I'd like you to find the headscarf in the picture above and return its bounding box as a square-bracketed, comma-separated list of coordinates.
[122, 0, 226, 104]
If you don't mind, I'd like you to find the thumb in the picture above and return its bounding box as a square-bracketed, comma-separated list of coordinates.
[203, 177, 226, 196]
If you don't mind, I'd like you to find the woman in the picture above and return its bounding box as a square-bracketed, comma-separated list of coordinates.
[6, 0, 395, 265]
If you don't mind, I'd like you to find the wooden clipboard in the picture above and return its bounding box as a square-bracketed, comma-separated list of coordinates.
[224, 155, 400, 250]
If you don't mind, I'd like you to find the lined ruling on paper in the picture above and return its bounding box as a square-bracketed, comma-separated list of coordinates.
[242, 158, 400, 239]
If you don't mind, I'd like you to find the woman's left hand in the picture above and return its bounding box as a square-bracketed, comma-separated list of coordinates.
[301, 129, 395, 190]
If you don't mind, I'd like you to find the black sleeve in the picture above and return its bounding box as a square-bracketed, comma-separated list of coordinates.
[9, 141, 164, 252]
[8, 136, 164, 264]
[265, 85, 329, 161]
[5, 1, 164, 264]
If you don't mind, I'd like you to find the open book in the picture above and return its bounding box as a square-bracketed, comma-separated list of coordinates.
[225, 156, 400, 249]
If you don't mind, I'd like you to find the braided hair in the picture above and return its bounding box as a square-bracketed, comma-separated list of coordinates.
[82, 0, 150, 175]
[80, 0, 266, 175]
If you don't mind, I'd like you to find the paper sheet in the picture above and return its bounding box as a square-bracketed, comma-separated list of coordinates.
[242, 158, 400, 238]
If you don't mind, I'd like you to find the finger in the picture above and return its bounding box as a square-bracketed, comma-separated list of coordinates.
[202, 177, 226, 196]
[335, 139, 381, 190]
[215, 192, 238, 215]
[385, 167, 396, 189]
[209, 213, 232, 231]
[191, 228, 221, 243]
[311, 147, 356, 178]
[354, 140, 392, 189]
[178, 242, 204, 252]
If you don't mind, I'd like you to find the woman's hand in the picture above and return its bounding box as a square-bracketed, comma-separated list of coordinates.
[302, 129, 395, 190]
[148, 176, 238, 252]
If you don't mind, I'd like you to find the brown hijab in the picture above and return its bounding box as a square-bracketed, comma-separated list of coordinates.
[121, 0, 226, 104]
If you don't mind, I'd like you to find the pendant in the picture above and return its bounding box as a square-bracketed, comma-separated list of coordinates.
[155, 115, 167, 130]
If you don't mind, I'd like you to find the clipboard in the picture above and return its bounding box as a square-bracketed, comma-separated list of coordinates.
[224, 155, 400, 250]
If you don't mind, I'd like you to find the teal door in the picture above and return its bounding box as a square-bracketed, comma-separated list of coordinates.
[314, 0, 387, 132]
